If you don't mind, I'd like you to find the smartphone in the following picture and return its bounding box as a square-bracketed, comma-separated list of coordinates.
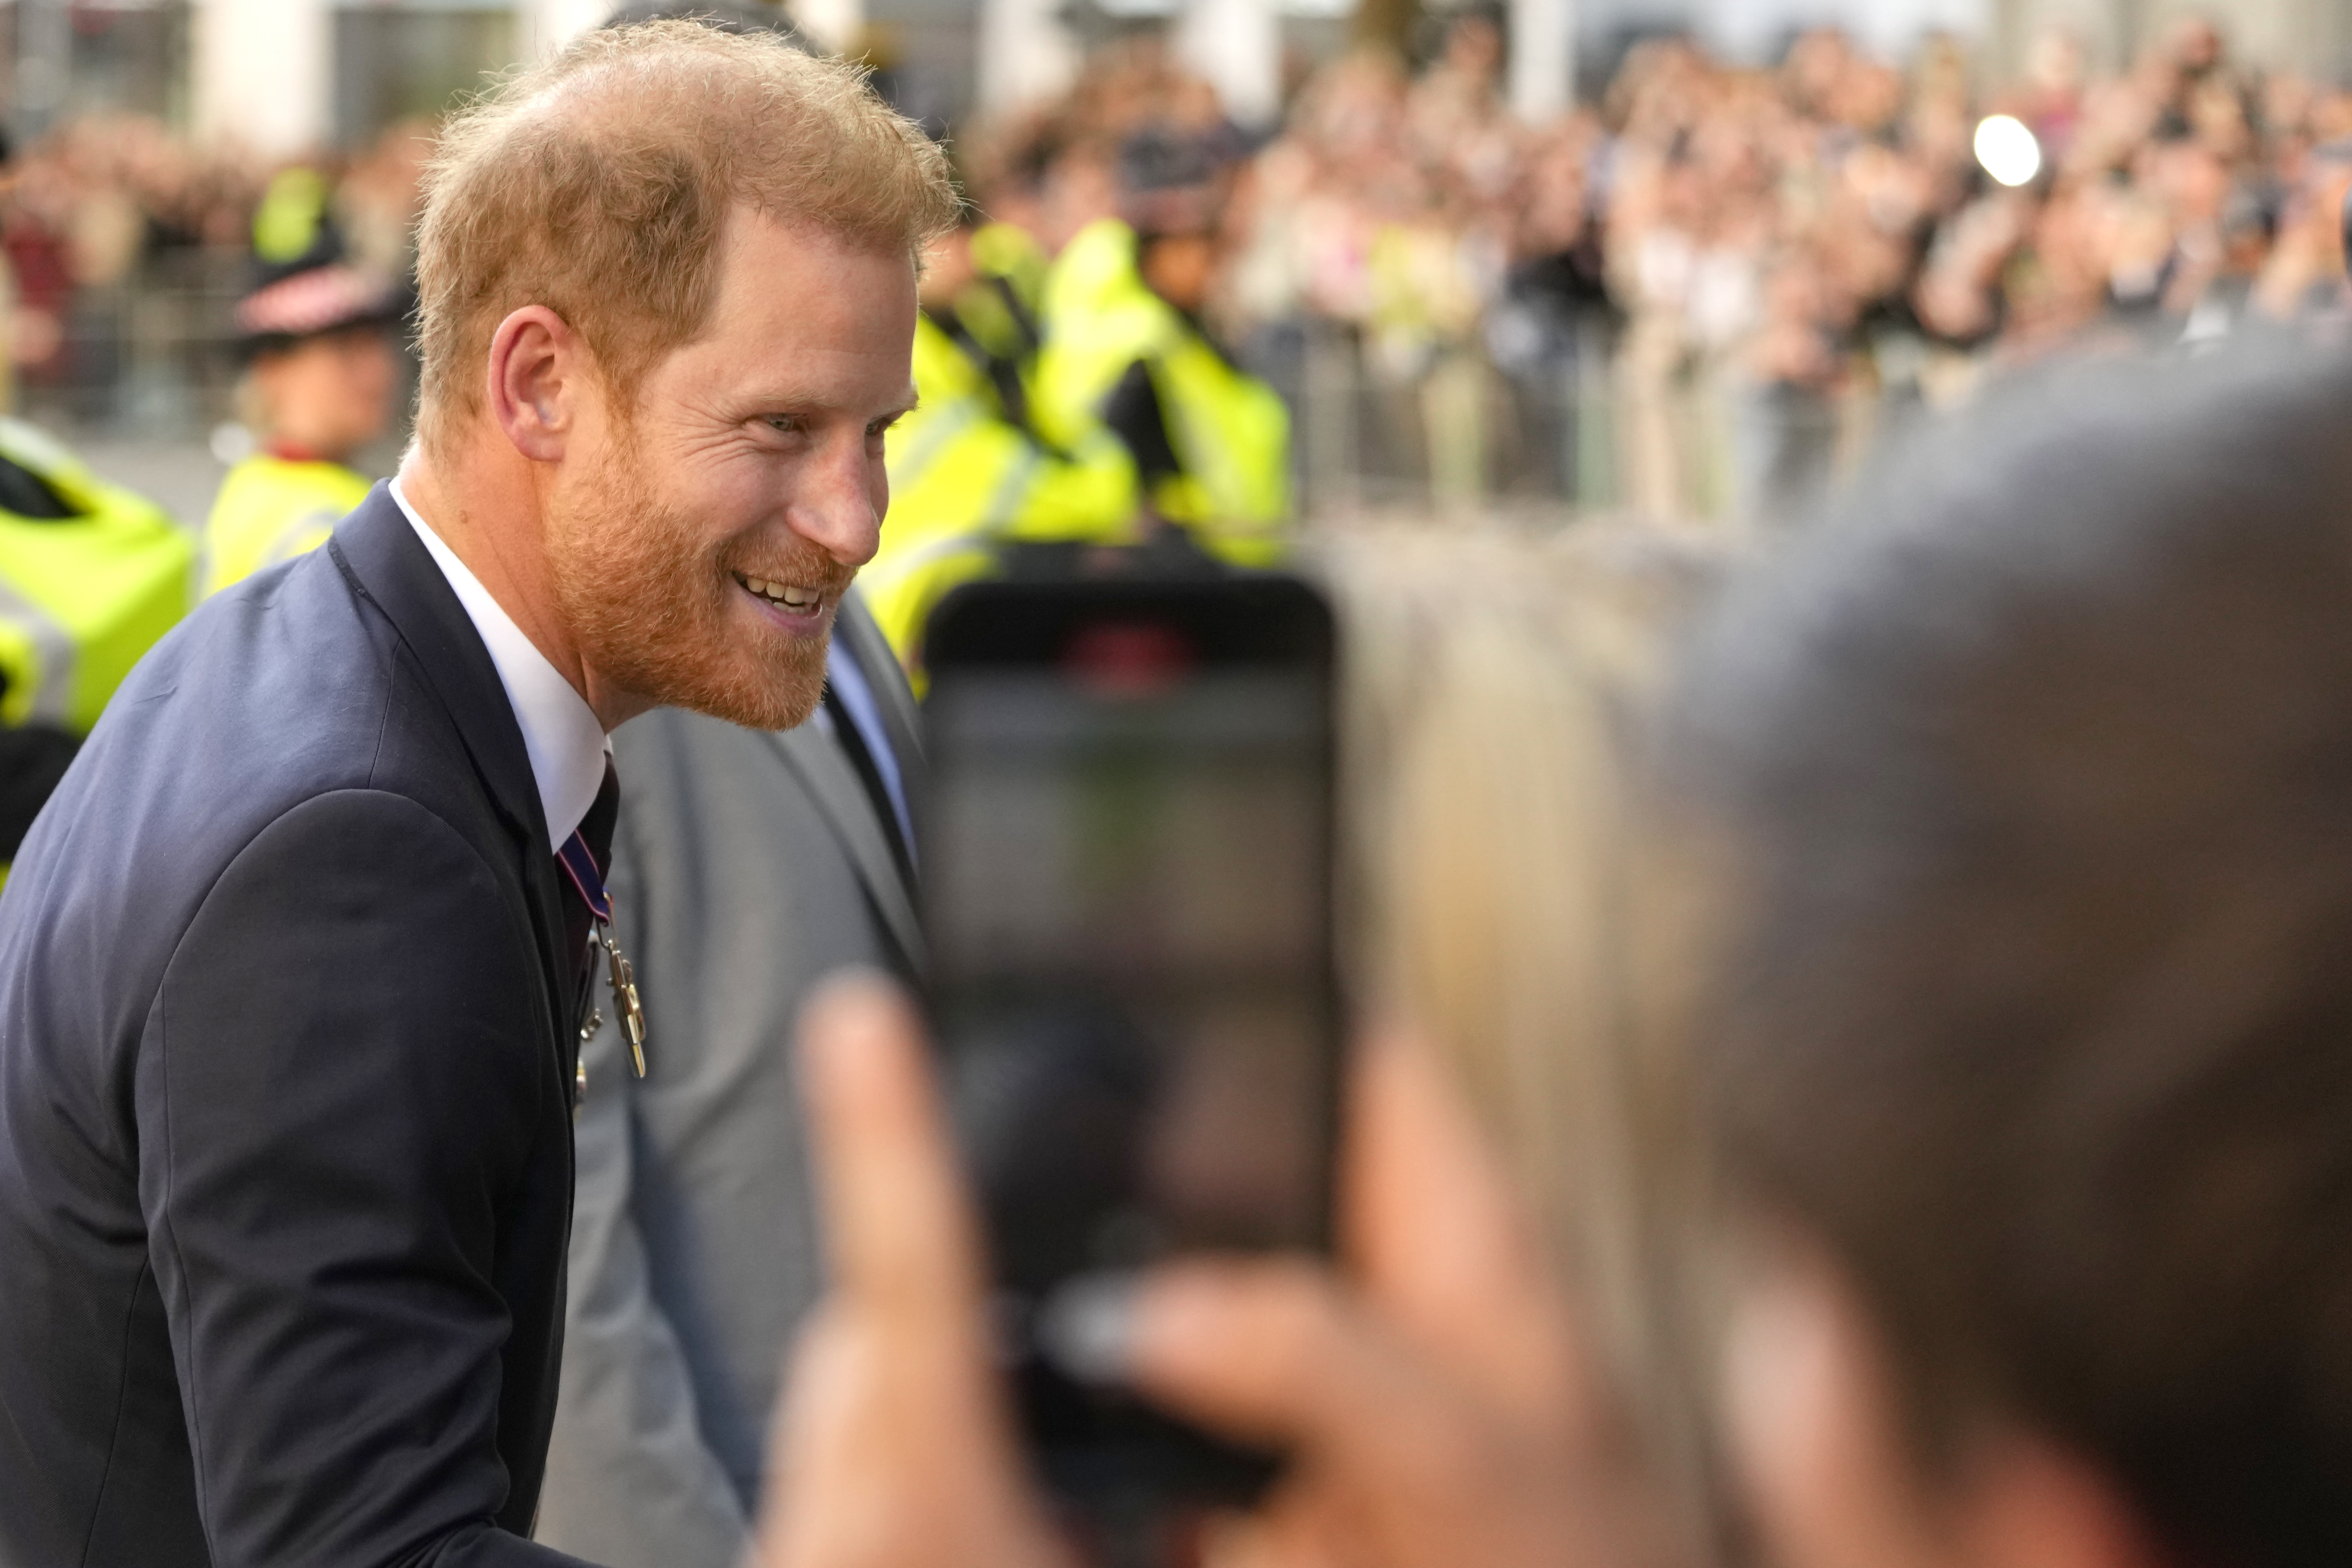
[920, 573, 1343, 1511]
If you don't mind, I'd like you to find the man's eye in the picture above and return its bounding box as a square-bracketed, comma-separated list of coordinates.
[766, 416, 803, 436]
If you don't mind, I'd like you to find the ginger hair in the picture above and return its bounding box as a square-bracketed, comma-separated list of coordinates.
[413, 21, 957, 454]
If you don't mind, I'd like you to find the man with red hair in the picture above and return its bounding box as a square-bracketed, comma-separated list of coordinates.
[0, 24, 955, 1568]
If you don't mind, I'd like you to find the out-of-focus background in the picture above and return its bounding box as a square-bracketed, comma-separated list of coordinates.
[6, 0, 2349, 525]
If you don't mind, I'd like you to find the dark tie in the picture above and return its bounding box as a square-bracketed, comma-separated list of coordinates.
[558, 758, 621, 1029]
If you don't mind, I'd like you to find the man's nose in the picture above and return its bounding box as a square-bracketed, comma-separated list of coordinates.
[789, 432, 883, 568]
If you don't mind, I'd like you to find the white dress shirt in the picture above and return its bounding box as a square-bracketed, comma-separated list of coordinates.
[389, 477, 610, 850]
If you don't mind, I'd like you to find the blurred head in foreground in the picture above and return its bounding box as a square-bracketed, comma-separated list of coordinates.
[1323, 522, 1738, 1564]
[1669, 346, 2352, 1568]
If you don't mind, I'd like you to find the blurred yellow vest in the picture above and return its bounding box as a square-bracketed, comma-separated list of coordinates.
[202, 452, 372, 598]
[1033, 217, 1291, 566]
[864, 308, 1138, 670]
[0, 419, 191, 736]
[0, 421, 191, 888]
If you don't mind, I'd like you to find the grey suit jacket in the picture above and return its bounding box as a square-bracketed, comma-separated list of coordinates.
[533, 595, 921, 1567]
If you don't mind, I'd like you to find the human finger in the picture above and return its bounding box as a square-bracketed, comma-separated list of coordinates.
[1341, 1030, 1588, 1426]
[797, 972, 985, 1322]
[1121, 1255, 1460, 1466]
[767, 978, 1071, 1568]
[1123, 1258, 1589, 1568]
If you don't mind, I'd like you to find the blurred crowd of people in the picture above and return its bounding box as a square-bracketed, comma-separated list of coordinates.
[10, 12, 2352, 527]
[961, 12, 2352, 519]
[0, 113, 428, 413]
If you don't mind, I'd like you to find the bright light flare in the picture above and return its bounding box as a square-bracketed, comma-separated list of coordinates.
[1974, 114, 2042, 187]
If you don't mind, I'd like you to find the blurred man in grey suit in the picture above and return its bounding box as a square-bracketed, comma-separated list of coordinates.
[534, 590, 921, 1567]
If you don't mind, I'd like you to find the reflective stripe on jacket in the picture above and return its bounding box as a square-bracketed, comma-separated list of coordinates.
[0, 418, 190, 735]
[1141, 334, 1290, 566]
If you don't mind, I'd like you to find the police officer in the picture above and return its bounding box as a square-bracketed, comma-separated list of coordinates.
[0, 421, 191, 883]
[860, 208, 1138, 671]
[1032, 126, 1291, 569]
[202, 201, 402, 597]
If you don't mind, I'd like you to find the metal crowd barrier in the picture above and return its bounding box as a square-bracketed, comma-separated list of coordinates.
[20, 249, 249, 439]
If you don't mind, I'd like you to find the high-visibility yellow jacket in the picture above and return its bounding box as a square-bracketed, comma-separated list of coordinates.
[863, 309, 1137, 671]
[202, 452, 373, 597]
[963, 221, 1050, 364]
[0, 419, 191, 737]
[1033, 218, 1291, 567]
[0, 420, 191, 886]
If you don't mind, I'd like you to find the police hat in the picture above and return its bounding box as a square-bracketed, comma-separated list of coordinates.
[237, 171, 404, 355]
[235, 259, 404, 355]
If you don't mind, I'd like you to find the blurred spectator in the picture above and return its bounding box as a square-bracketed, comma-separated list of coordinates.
[762, 518, 1734, 1568]
[0, 422, 189, 880]
[1031, 118, 1294, 567]
[11, 12, 2352, 522]
[1328, 524, 1736, 1567]
[0, 115, 427, 437]
[200, 224, 403, 597]
[1671, 342, 2352, 1568]
[965, 10, 2351, 521]
[859, 210, 1139, 671]
[335, 121, 434, 281]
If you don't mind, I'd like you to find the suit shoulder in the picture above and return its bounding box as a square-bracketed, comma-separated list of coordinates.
[184, 788, 526, 970]
[104, 544, 402, 793]
[71, 543, 490, 842]
[1, 550, 501, 1039]
[220, 786, 502, 879]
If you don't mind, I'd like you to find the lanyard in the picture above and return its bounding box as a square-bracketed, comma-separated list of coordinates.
[557, 827, 647, 1079]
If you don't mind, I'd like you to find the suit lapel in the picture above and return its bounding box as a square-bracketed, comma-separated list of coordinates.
[328, 487, 574, 1034]
[763, 724, 925, 974]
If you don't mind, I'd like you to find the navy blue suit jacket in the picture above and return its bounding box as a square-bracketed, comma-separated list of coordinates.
[0, 489, 596, 1565]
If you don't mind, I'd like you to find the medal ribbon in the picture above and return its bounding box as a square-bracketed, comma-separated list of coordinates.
[556, 829, 613, 923]
[556, 827, 646, 1078]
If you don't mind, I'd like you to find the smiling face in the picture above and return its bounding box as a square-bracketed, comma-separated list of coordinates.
[546, 208, 918, 730]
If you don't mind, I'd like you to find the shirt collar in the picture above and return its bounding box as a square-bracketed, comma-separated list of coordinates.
[389, 477, 610, 850]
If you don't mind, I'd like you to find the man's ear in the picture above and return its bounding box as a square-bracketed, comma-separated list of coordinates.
[1957, 1435, 2165, 1568]
[1723, 1236, 2165, 1568]
[1724, 1239, 1952, 1568]
[485, 305, 580, 463]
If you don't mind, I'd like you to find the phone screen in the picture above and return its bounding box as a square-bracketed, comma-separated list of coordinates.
[921, 577, 1341, 1504]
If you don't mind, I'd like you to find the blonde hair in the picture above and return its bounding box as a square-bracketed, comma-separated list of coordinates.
[1323, 523, 1736, 1566]
[413, 21, 958, 453]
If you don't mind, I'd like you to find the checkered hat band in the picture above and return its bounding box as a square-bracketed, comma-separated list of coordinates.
[236, 265, 393, 338]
